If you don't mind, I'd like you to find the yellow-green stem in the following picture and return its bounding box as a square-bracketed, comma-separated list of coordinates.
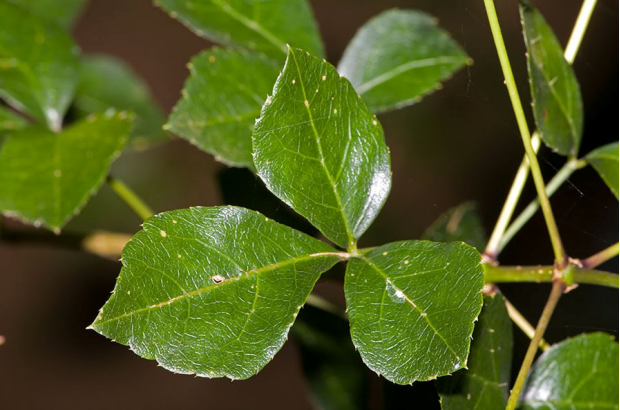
[499, 159, 587, 253]
[484, 0, 596, 261]
[581, 243, 619, 269]
[485, 133, 541, 260]
[484, 264, 618, 288]
[505, 299, 550, 351]
[564, 0, 598, 64]
[506, 280, 564, 410]
[306, 294, 348, 320]
[107, 176, 154, 221]
[482, 0, 565, 266]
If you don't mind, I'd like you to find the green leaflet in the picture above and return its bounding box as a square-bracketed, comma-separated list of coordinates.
[155, 0, 324, 59]
[253, 47, 391, 249]
[4, 0, 87, 28]
[90, 206, 342, 380]
[167, 49, 279, 167]
[293, 306, 367, 410]
[344, 240, 484, 384]
[0, 110, 132, 232]
[521, 2, 583, 157]
[0, 1, 79, 131]
[74, 54, 167, 151]
[586, 142, 619, 200]
[437, 293, 513, 410]
[519, 333, 619, 409]
[422, 202, 487, 252]
[338, 9, 469, 114]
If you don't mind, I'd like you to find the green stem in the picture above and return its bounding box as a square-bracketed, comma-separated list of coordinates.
[484, 0, 595, 261]
[482, 0, 566, 266]
[499, 159, 587, 253]
[581, 243, 619, 269]
[506, 280, 564, 410]
[306, 294, 348, 321]
[484, 264, 618, 288]
[505, 299, 550, 351]
[107, 176, 154, 221]
[485, 133, 541, 260]
[564, 0, 598, 64]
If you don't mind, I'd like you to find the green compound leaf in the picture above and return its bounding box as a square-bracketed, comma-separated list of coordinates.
[74, 54, 167, 151]
[90, 206, 342, 380]
[437, 293, 513, 410]
[0, 1, 79, 131]
[253, 47, 391, 249]
[154, 0, 324, 59]
[586, 142, 619, 200]
[344, 240, 484, 384]
[422, 202, 487, 252]
[520, 2, 583, 157]
[167, 49, 279, 167]
[293, 306, 367, 410]
[519, 333, 619, 409]
[338, 9, 469, 114]
[4, 0, 88, 28]
[0, 111, 132, 232]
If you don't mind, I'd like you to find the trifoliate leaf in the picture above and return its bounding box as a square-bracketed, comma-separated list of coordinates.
[437, 293, 513, 410]
[168, 49, 279, 167]
[90, 206, 342, 380]
[338, 9, 469, 114]
[521, 2, 583, 156]
[0, 1, 79, 131]
[345, 240, 484, 384]
[155, 0, 324, 59]
[253, 47, 391, 249]
[0, 110, 132, 231]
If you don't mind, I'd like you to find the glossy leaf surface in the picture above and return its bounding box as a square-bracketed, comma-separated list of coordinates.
[0, 111, 132, 231]
[422, 202, 486, 252]
[437, 293, 513, 410]
[520, 333, 619, 409]
[586, 142, 619, 200]
[5, 0, 87, 28]
[155, 0, 324, 59]
[75, 54, 167, 150]
[91, 206, 341, 380]
[344, 240, 484, 384]
[521, 2, 583, 156]
[293, 306, 367, 410]
[0, 2, 79, 130]
[168, 49, 279, 167]
[338, 9, 469, 114]
[253, 47, 391, 249]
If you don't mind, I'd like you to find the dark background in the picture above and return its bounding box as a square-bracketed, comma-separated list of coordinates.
[1, 0, 618, 408]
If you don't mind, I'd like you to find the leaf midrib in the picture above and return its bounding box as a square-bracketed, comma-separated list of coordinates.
[92, 251, 340, 328]
[190, 0, 287, 55]
[356, 254, 464, 366]
[356, 56, 465, 94]
[289, 48, 355, 248]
